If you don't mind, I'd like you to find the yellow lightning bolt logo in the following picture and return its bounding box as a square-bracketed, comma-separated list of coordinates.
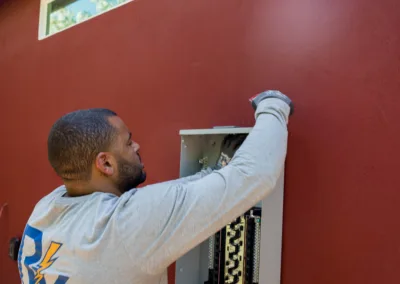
[34, 241, 62, 284]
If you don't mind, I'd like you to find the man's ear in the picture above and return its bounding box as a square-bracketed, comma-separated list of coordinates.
[95, 152, 115, 176]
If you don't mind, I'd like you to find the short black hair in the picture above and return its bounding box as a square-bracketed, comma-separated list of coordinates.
[47, 108, 118, 181]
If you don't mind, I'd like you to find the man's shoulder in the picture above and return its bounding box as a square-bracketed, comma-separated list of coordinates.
[28, 186, 122, 233]
[33, 185, 66, 207]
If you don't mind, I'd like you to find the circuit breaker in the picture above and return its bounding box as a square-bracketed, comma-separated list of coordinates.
[205, 207, 262, 284]
[175, 127, 285, 284]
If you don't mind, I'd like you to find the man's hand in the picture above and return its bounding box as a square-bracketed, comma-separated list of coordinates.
[214, 134, 246, 169]
[249, 90, 294, 115]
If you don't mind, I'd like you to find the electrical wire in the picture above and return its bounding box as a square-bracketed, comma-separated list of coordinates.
[0, 203, 8, 219]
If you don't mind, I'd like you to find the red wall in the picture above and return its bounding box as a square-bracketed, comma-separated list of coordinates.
[1, 0, 399, 283]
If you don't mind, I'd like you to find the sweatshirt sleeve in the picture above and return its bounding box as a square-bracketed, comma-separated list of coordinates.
[145, 167, 213, 187]
[117, 98, 290, 275]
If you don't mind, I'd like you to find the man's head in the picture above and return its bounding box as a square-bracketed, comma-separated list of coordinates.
[47, 108, 146, 196]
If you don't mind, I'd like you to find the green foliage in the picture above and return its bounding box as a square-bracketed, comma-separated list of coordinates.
[76, 10, 92, 23]
[91, 0, 114, 13]
[49, 8, 78, 34]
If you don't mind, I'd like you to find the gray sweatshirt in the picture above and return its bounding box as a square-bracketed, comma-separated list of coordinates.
[18, 98, 290, 284]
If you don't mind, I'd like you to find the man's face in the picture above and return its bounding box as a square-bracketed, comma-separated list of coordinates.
[108, 116, 146, 194]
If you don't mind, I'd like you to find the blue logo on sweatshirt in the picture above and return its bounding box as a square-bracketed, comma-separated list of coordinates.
[18, 224, 69, 284]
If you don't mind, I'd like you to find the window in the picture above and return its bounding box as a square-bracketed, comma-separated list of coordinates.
[39, 0, 132, 39]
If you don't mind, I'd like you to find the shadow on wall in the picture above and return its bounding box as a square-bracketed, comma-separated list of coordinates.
[0, 203, 10, 260]
[0, 0, 11, 8]
[1, 203, 21, 262]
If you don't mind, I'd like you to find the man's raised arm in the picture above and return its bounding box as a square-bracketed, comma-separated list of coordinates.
[117, 91, 293, 275]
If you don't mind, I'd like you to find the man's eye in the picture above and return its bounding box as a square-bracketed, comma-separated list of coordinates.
[128, 141, 133, 146]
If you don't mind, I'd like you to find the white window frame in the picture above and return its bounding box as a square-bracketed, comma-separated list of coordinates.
[38, 0, 133, 40]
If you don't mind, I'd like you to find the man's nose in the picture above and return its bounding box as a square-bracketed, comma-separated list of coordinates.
[133, 142, 140, 152]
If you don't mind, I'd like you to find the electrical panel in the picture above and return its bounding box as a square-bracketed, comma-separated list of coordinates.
[175, 127, 285, 284]
[205, 208, 262, 284]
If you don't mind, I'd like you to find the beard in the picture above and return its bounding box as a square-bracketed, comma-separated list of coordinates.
[116, 157, 146, 194]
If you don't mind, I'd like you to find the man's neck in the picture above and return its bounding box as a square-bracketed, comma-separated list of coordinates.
[64, 179, 121, 197]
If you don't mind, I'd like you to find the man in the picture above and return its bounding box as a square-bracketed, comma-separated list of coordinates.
[18, 90, 294, 284]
